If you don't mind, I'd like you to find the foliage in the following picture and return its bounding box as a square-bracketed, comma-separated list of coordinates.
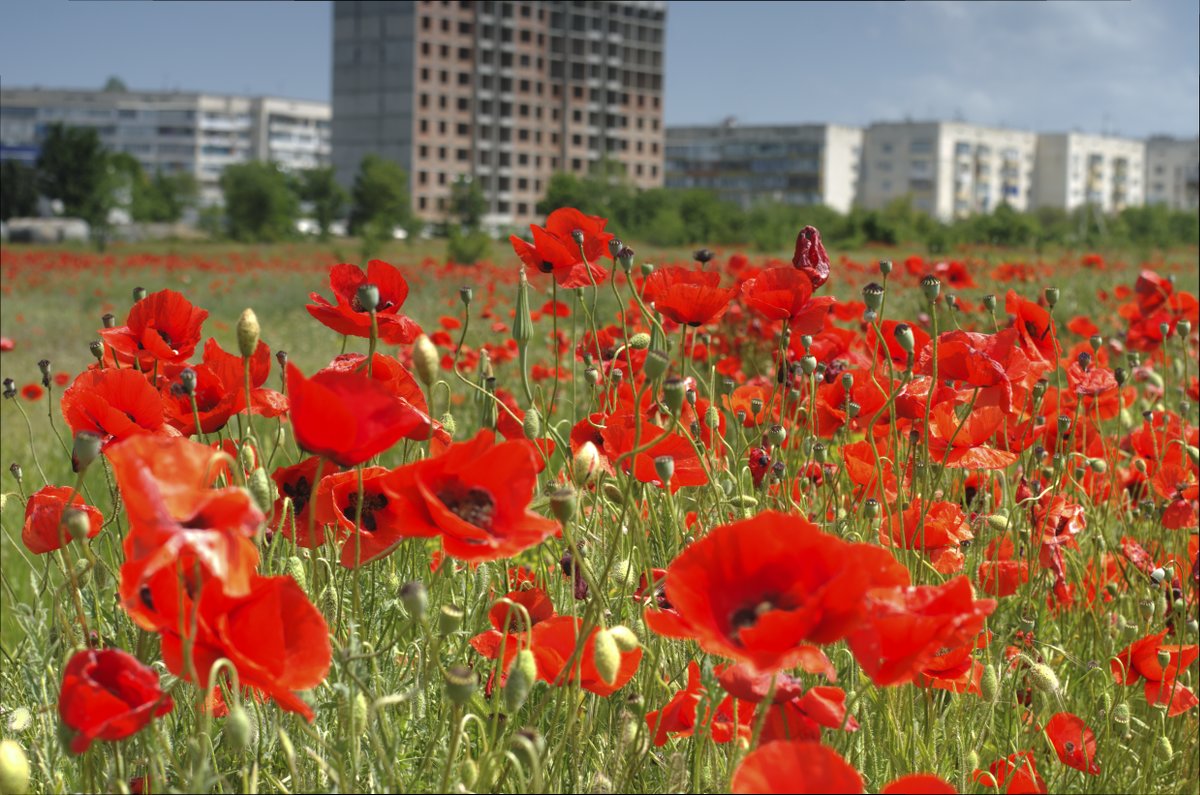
[295, 167, 348, 240]
[348, 154, 411, 237]
[218, 161, 299, 242]
[109, 153, 198, 224]
[34, 123, 112, 229]
[0, 160, 39, 221]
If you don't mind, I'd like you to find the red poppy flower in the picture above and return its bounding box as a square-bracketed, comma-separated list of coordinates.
[106, 435, 263, 631]
[1112, 630, 1199, 716]
[917, 631, 991, 695]
[201, 338, 288, 419]
[306, 259, 422, 344]
[20, 383, 43, 400]
[0, 336, 12, 351]
[791, 225, 831, 288]
[100, 289, 208, 366]
[972, 751, 1047, 794]
[382, 429, 559, 563]
[529, 615, 642, 697]
[880, 774, 957, 794]
[741, 267, 833, 333]
[22, 485, 103, 554]
[469, 587, 557, 673]
[645, 511, 909, 671]
[1044, 712, 1099, 775]
[915, 328, 1042, 413]
[160, 363, 244, 436]
[322, 353, 445, 444]
[926, 403, 1018, 470]
[286, 362, 427, 467]
[643, 266, 738, 327]
[879, 500, 973, 574]
[58, 648, 173, 754]
[848, 576, 996, 687]
[1006, 290, 1060, 366]
[272, 456, 340, 546]
[62, 369, 169, 446]
[314, 466, 415, 568]
[732, 740, 863, 794]
[159, 573, 331, 721]
[600, 413, 709, 492]
[646, 660, 753, 746]
[510, 207, 612, 288]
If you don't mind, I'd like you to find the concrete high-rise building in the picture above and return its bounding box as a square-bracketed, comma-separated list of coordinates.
[664, 121, 863, 213]
[1032, 132, 1145, 214]
[331, 0, 666, 229]
[858, 121, 1038, 222]
[1144, 135, 1199, 211]
[0, 87, 331, 205]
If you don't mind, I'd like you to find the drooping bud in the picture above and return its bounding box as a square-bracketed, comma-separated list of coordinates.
[225, 704, 255, 752]
[1027, 662, 1060, 698]
[248, 468, 274, 514]
[522, 406, 542, 440]
[980, 663, 999, 701]
[0, 739, 31, 795]
[236, 308, 260, 358]
[412, 334, 439, 388]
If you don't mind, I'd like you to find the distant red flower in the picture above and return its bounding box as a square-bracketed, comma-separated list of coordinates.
[382, 429, 559, 563]
[732, 740, 863, 794]
[879, 500, 973, 574]
[59, 648, 173, 754]
[645, 511, 909, 671]
[510, 207, 612, 288]
[306, 259, 422, 344]
[20, 383, 43, 400]
[0, 336, 13, 351]
[22, 485, 103, 554]
[286, 362, 427, 467]
[741, 267, 833, 333]
[972, 751, 1047, 794]
[848, 576, 995, 686]
[530, 615, 642, 697]
[644, 266, 738, 327]
[926, 403, 1018, 470]
[62, 368, 169, 446]
[600, 412, 709, 492]
[100, 288, 208, 366]
[791, 226, 831, 288]
[1044, 712, 1099, 775]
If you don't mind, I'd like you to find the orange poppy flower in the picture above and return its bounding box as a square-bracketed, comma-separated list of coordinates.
[306, 260, 422, 344]
[732, 740, 863, 794]
[21, 485, 103, 554]
[645, 511, 909, 671]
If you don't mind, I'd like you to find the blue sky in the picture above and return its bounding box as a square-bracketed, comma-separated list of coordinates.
[1, 0, 1196, 138]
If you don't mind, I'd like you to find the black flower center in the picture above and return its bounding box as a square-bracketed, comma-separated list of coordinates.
[539, 260, 555, 274]
[438, 483, 496, 531]
[345, 491, 389, 532]
[730, 598, 777, 634]
[283, 476, 312, 516]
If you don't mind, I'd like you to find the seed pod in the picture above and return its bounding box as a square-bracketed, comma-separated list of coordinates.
[643, 349, 670, 381]
[592, 629, 622, 686]
[1155, 735, 1173, 760]
[920, 275, 941, 302]
[439, 604, 464, 636]
[549, 488, 576, 524]
[237, 308, 260, 358]
[444, 665, 477, 706]
[400, 581, 428, 621]
[1043, 287, 1059, 308]
[653, 456, 675, 484]
[1112, 702, 1130, 724]
[62, 508, 92, 544]
[72, 431, 102, 474]
[504, 649, 538, 713]
[461, 758, 479, 789]
[0, 739, 30, 795]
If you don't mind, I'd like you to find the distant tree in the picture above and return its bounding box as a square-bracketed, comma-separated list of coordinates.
[145, 170, 198, 223]
[109, 154, 197, 223]
[296, 167, 348, 240]
[448, 175, 487, 230]
[348, 154, 411, 237]
[102, 76, 128, 92]
[36, 122, 112, 229]
[0, 161, 39, 221]
[219, 161, 298, 242]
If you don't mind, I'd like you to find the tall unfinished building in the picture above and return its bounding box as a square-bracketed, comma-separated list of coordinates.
[332, 0, 666, 229]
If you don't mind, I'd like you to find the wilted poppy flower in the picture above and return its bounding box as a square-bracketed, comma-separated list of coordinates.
[645, 511, 909, 671]
[848, 576, 996, 687]
[972, 751, 1047, 794]
[159, 573, 331, 721]
[643, 266, 738, 327]
[306, 260, 422, 344]
[530, 615, 641, 697]
[732, 740, 863, 794]
[646, 660, 753, 746]
[22, 485, 103, 554]
[741, 267, 833, 333]
[791, 226, 831, 288]
[59, 648, 173, 754]
[1044, 712, 1099, 775]
[286, 362, 428, 467]
[510, 207, 612, 288]
[382, 429, 559, 563]
[100, 289, 208, 367]
[62, 369, 169, 446]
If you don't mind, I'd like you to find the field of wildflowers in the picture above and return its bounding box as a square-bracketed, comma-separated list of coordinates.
[0, 217, 1196, 794]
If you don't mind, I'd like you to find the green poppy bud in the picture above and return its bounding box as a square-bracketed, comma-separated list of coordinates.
[237, 308, 260, 358]
[592, 629, 622, 686]
[0, 739, 30, 795]
[412, 334, 439, 388]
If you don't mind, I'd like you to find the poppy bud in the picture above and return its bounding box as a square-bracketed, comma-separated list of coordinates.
[513, 271, 534, 344]
[504, 648, 538, 713]
[662, 378, 685, 416]
[1088, 458, 1107, 474]
[522, 406, 542, 441]
[72, 431, 102, 474]
[439, 604, 464, 636]
[511, 728, 544, 771]
[236, 308, 260, 358]
[224, 704, 254, 752]
[643, 350, 670, 381]
[1032, 379, 1048, 399]
[980, 663, 998, 701]
[920, 275, 941, 302]
[2, 379, 15, 399]
[444, 665, 477, 707]
[1176, 320, 1191, 337]
[178, 368, 197, 397]
[608, 625, 640, 653]
[132, 286, 147, 302]
[0, 739, 30, 795]
[628, 332, 651, 350]
[986, 514, 1009, 531]
[862, 282, 885, 313]
[693, 249, 714, 264]
[705, 405, 721, 429]
[248, 468, 274, 514]
[400, 580, 428, 621]
[412, 334, 439, 388]
[573, 439, 602, 482]
[640, 262, 654, 278]
[1155, 736, 1173, 760]
[591, 628, 623, 687]
[439, 412, 457, 437]
[1027, 662, 1060, 698]
[653, 456, 675, 484]
[1044, 287, 1059, 308]
[893, 323, 915, 354]
[459, 286, 473, 306]
[550, 488, 576, 524]
[88, 340, 105, 364]
[878, 259, 893, 276]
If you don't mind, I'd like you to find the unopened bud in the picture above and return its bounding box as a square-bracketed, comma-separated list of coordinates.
[522, 406, 542, 440]
[980, 664, 998, 701]
[1044, 287, 1059, 308]
[0, 739, 31, 795]
[236, 308, 260, 358]
[1028, 662, 1060, 697]
[62, 508, 92, 543]
[653, 456, 675, 484]
[439, 604, 464, 636]
[628, 332, 651, 350]
[412, 334, 439, 388]
[573, 441, 601, 485]
[592, 628, 622, 686]
[504, 649, 538, 713]
[549, 488, 577, 524]
[225, 704, 254, 752]
[248, 468, 274, 514]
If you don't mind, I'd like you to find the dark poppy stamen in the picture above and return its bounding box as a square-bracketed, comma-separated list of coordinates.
[438, 484, 496, 531]
[345, 491, 389, 532]
[730, 599, 776, 633]
[283, 476, 313, 516]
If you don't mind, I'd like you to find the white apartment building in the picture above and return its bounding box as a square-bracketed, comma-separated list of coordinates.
[858, 121, 1038, 222]
[1032, 132, 1144, 214]
[1145, 135, 1199, 210]
[665, 121, 863, 213]
[0, 87, 331, 205]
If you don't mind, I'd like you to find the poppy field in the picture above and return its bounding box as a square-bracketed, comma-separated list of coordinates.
[0, 219, 1197, 795]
